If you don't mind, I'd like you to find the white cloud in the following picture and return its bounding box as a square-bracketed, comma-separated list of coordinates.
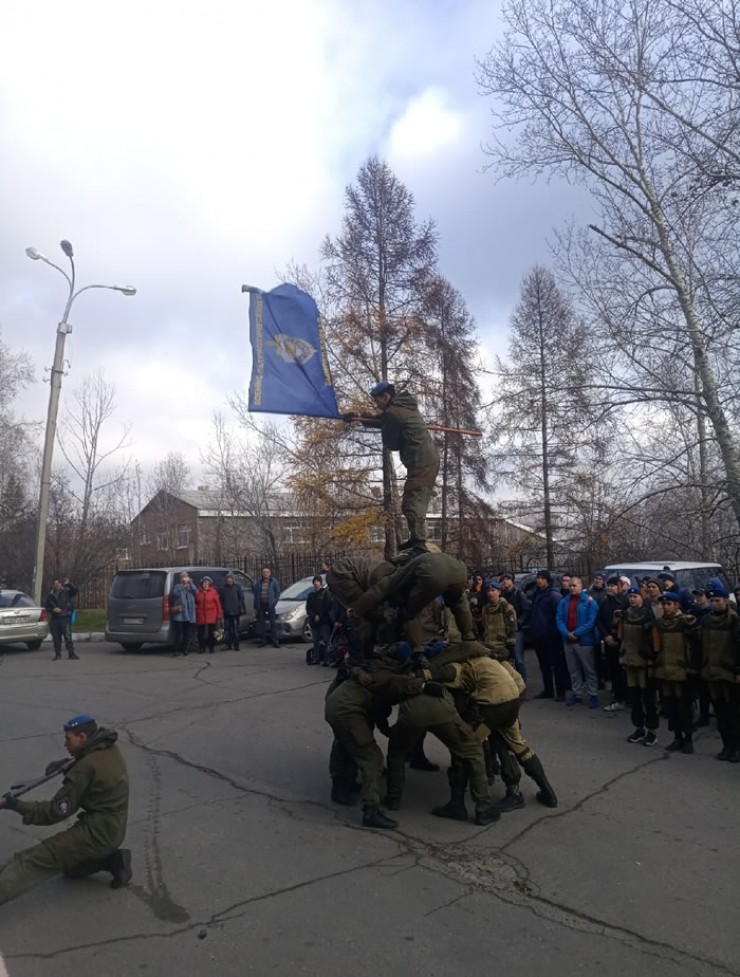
[0, 0, 590, 485]
[387, 88, 466, 162]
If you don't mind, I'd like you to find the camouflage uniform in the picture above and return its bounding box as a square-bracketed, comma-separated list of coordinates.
[357, 390, 440, 546]
[0, 728, 129, 905]
[352, 552, 474, 651]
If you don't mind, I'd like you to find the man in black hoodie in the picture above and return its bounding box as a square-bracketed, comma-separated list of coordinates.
[341, 381, 440, 552]
[529, 571, 568, 700]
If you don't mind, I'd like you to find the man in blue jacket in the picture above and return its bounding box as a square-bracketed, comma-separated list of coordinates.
[556, 577, 600, 708]
[254, 567, 280, 647]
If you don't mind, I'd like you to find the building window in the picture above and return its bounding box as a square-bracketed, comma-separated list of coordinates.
[116, 547, 130, 562]
[177, 526, 191, 549]
[140, 528, 150, 545]
[156, 532, 169, 551]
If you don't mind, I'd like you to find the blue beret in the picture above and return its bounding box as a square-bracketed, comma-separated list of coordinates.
[370, 380, 393, 398]
[707, 585, 729, 599]
[486, 580, 503, 591]
[659, 592, 680, 603]
[63, 714, 96, 731]
[627, 587, 641, 595]
[395, 641, 413, 662]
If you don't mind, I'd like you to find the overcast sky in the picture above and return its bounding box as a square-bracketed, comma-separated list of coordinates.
[0, 0, 588, 485]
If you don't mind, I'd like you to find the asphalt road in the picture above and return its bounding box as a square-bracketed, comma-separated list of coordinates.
[0, 639, 738, 977]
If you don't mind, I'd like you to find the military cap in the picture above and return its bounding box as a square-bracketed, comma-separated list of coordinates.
[486, 580, 503, 591]
[626, 587, 641, 595]
[370, 380, 394, 398]
[63, 714, 96, 731]
[659, 592, 680, 603]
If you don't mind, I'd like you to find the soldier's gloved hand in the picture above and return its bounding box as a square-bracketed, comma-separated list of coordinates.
[423, 681, 445, 698]
[45, 758, 68, 776]
[1, 792, 19, 811]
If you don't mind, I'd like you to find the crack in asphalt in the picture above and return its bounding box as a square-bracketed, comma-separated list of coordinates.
[120, 731, 735, 975]
[3, 659, 734, 976]
[4, 852, 399, 961]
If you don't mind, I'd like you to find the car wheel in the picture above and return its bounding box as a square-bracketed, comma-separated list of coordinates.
[120, 642, 143, 652]
[26, 640, 42, 651]
[302, 619, 313, 643]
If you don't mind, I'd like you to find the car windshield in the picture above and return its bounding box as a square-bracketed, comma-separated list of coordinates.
[279, 578, 316, 600]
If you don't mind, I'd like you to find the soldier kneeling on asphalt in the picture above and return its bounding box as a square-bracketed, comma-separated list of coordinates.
[0, 714, 131, 905]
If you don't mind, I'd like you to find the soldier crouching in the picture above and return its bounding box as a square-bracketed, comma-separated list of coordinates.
[0, 714, 131, 905]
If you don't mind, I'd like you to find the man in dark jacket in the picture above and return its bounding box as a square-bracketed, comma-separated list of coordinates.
[0, 715, 131, 904]
[219, 573, 246, 651]
[529, 571, 568, 700]
[600, 576, 628, 712]
[253, 567, 280, 647]
[305, 576, 332, 665]
[45, 578, 79, 661]
[342, 381, 440, 552]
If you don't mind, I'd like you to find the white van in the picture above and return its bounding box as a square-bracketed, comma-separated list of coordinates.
[603, 561, 730, 592]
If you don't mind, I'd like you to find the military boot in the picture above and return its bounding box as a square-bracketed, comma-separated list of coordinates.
[362, 807, 398, 829]
[331, 779, 356, 805]
[522, 754, 558, 808]
[493, 785, 526, 813]
[474, 806, 501, 826]
[431, 783, 468, 821]
[717, 735, 731, 761]
[727, 737, 740, 764]
[105, 849, 132, 889]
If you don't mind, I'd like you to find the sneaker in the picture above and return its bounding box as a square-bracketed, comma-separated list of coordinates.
[681, 738, 694, 755]
[642, 731, 658, 747]
[587, 695, 599, 709]
[665, 738, 684, 752]
[565, 693, 581, 706]
[603, 701, 625, 712]
[627, 728, 646, 743]
[533, 690, 554, 700]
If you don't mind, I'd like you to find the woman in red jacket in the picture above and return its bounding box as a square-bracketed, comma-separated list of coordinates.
[195, 577, 223, 654]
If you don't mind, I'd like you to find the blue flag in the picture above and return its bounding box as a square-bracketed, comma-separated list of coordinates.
[246, 283, 339, 419]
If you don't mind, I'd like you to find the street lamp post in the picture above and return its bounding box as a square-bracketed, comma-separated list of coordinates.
[26, 240, 136, 606]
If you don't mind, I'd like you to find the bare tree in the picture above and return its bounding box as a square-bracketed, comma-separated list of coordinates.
[478, 0, 740, 530]
[489, 266, 608, 566]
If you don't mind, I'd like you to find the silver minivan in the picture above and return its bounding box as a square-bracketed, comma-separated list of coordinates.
[105, 566, 255, 651]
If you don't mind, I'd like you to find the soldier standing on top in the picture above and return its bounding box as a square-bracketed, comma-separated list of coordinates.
[342, 381, 440, 553]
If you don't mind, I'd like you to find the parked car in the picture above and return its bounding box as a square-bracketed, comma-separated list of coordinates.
[0, 590, 49, 651]
[105, 567, 255, 652]
[275, 575, 326, 643]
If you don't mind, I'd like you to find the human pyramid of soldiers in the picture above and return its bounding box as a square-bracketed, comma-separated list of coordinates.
[323, 547, 558, 829]
[329, 379, 558, 828]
